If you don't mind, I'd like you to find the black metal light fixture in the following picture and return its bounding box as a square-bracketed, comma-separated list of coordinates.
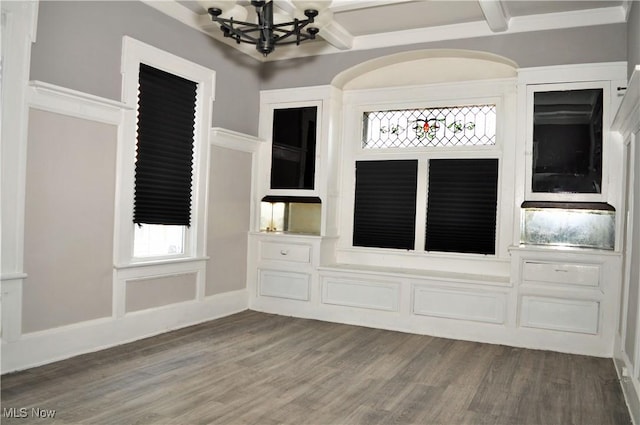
[202, 1, 331, 57]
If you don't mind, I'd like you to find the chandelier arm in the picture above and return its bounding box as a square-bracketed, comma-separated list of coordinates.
[270, 18, 316, 44]
[220, 26, 260, 43]
[210, 17, 263, 42]
[271, 37, 315, 46]
[271, 18, 312, 30]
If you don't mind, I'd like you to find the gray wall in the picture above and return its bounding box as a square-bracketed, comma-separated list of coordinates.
[258, 24, 627, 90]
[125, 273, 197, 313]
[206, 146, 253, 296]
[30, 1, 260, 136]
[629, 1, 640, 79]
[23, 110, 116, 333]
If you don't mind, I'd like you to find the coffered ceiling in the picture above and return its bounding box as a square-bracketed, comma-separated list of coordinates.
[144, 0, 633, 61]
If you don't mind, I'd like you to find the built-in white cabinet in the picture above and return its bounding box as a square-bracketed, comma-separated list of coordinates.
[257, 238, 315, 301]
[248, 232, 334, 311]
[511, 246, 620, 345]
[255, 86, 343, 238]
[249, 86, 341, 310]
[248, 62, 627, 360]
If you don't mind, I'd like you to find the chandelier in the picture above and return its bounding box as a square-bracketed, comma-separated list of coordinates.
[200, 1, 332, 57]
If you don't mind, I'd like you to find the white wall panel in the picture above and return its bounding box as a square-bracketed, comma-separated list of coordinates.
[259, 269, 310, 301]
[520, 296, 600, 334]
[322, 277, 399, 311]
[413, 286, 506, 324]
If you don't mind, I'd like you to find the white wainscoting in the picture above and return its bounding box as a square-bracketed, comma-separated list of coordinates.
[413, 285, 507, 324]
[520, 295, 600, 334]
[259, 269, 310, 301]
[1, 289, 248, 373]
[321, 277, 400, 312]
[2, 76, 257, 373]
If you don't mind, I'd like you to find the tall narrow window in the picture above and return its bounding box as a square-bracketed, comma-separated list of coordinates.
[353, 160, 418, 250]
[425, 158, 499, 255]
[133, 64, 197, 257]
[270, 106, 317, 190]
[532, 88, 603, 193]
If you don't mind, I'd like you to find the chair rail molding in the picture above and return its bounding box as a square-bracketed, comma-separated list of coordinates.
[27, 81, 130, 125]
[210, 127, 263, 153]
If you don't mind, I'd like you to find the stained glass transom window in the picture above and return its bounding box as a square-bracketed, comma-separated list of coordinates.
[362, 104, 497, 149]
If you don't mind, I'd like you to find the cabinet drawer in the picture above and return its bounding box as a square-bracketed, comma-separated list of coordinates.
[261, 242, 311, 263]
[523, 261, 600, 287]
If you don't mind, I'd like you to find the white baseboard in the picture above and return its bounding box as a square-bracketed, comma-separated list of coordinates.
[614, 353, 640, 425]
[1, 289, 248, 374]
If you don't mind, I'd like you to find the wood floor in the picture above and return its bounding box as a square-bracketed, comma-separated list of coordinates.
[1, 310, 631, 425]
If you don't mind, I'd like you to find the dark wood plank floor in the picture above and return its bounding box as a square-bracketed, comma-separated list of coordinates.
[1, 310, 631, 424]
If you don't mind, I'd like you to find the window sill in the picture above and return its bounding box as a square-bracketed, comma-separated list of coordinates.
[114, 256, 210, 270]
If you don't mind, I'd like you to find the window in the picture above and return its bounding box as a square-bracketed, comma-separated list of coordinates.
[350, 101, 501, 257]
[115, 37, 214, 267]
[425, 158, 498, 254]
[525, 81, 610, 203]
[133, 224, 185, 257]
[532, 88, 603, 194]
[270, 106, 317, 190]
[363, 104, 496, 149]
[132, 63, 197, 258]
[353, 160, 418, 249]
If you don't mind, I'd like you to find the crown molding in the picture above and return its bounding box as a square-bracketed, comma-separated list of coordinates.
[140, 0, 628, 63]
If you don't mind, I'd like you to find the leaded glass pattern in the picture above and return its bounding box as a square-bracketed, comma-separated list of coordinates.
[362, 104, 497, 149]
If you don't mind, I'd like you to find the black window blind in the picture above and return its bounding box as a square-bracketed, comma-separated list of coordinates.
[133, 63, 197, 226]
[353, 160, 418, 250]
[425, 158, 499, 255]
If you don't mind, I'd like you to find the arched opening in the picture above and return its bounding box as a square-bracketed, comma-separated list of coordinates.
[332, 49, 518, 90]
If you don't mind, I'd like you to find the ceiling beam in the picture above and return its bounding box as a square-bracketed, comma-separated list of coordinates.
[620, 0, 633, 20]
[478, 0, 509, 32]
[320, 20, 353, 50]
[329, 0, 416, 13]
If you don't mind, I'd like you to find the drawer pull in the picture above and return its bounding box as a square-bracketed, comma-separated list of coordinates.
[280, 250, 289, 256]
[554, 269, 568, 272]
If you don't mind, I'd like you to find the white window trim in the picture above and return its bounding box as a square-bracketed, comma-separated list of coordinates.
[114, 36, 215, 268]
[257, 99, 324, 199]
[515, 62, 627, 253]
[337, 79, 517, 275]
[524, 80, 611, 203]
